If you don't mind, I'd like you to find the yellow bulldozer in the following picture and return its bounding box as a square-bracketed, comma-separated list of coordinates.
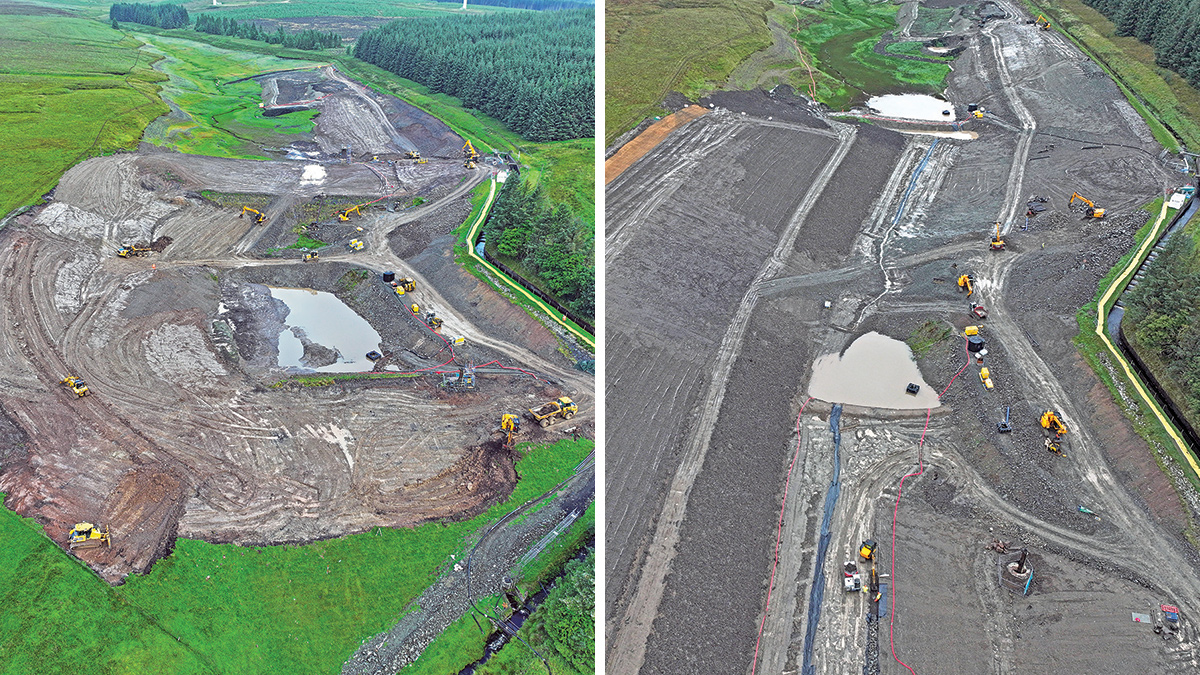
[957, 274, 975, 297]
[117, 244, 152, 258]
[68, 522, 110, 550]
[527, 397, 577, 428]
[240, 206, 266, 224]
[61, 375, 90, 397]
[1040, 410, 1068, 438]
[1069, 192, 1105, 219]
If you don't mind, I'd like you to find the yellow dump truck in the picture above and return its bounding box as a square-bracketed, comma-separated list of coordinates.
[527, 397, 577, 428]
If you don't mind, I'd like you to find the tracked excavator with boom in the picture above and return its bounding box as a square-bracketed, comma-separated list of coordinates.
[990, 222, 1005, 251]
[957, 274, 975, 297]
[240, 206, 265, 224]
[1040, 410, 1068, 438]
[1069, 192, 1105, 219]
[462, 140, 480, 162]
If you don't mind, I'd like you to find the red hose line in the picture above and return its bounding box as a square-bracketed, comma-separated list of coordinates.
[751, 396, 813, 675]
[890, 338, 970, 674]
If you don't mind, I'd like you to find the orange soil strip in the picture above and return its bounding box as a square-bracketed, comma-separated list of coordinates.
[604, 105, 709, 185]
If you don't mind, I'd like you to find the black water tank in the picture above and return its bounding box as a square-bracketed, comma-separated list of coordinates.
[382, 271, 395, 283]
[967, 336, 986, 352]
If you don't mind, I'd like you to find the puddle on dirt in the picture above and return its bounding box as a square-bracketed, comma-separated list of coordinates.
[300, 164, 326, 185]
[808, 332, 940, 409]
[896, 129, 978, 140]
[868, 94, 955, 121]
[269, 287, 381, 372]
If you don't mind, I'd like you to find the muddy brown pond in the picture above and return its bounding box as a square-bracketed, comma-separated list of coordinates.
[808, 331, 941, 409]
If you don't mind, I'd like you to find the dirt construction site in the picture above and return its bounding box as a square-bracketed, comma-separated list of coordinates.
[607, 2, 1200, 674]
[0, 65, 593, 585]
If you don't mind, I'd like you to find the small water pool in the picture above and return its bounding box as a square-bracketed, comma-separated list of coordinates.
[867, 94, 955, 121]
[269, 287, 381, 372]
[808, 332, 940, 409]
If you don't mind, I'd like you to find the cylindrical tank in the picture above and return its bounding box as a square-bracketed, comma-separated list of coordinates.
[967, 336, 986, 352]
[383, 271, 395, 283]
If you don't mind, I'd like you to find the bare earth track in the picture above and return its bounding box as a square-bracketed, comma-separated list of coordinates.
[607, 3, 1200, 674]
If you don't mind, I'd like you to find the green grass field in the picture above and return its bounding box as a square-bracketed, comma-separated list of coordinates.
[604, 0, 951, 143]
[790, 0, 950, 110]
[137, 34, 323, 158]
[0, 13, 168, 217]
[604, 0, 773, 144]
[1, 438, 593, 675]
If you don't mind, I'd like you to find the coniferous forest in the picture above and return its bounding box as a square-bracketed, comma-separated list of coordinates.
[352, 9, 594, 142]
[1083, 0, 1200, 87]
[194, 14, 342, 50]
[109, 2, 188, 29]
[484, 176, 594, 318]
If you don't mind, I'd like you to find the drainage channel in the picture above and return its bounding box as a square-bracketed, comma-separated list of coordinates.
[458, 542, 592, 675]
[1105, 195, 1200, 457]
[801, 404, 843, 675]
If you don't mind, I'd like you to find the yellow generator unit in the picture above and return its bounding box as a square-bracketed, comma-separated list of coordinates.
[980, 367, 994, 390]
[411, 303, 420, 314]
[451, 335, 466, 346]
[303, 252, 319, 262]
[68, 523, 110, 550]
[964, 325, 980, 337]
[348, 238, 364, 251]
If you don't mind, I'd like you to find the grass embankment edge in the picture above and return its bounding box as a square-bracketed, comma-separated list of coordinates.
[1073, 198, 1200, 544]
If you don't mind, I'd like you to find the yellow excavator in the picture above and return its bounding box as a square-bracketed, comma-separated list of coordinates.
[957, 273, 975, 297]
[61, 375, 90, 397]
[1069, 192, 1105, 219]
[425, 312, 443, 331]
[500, 413, 521, 448]
[240, 206, 265, 224]
[68, 522, 110, 550]
[990, 222, 1005, 251]
[1040, 410, 1068, 438]
[463, 139, 480, 162]
[404, 150, 421, 160]
[117, 244, 152, 258]
[1035, 14, 1051, 30]
[464, 160, 477, 170]
[338, 204, 365, 221]
[397, 277, 416, 293]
